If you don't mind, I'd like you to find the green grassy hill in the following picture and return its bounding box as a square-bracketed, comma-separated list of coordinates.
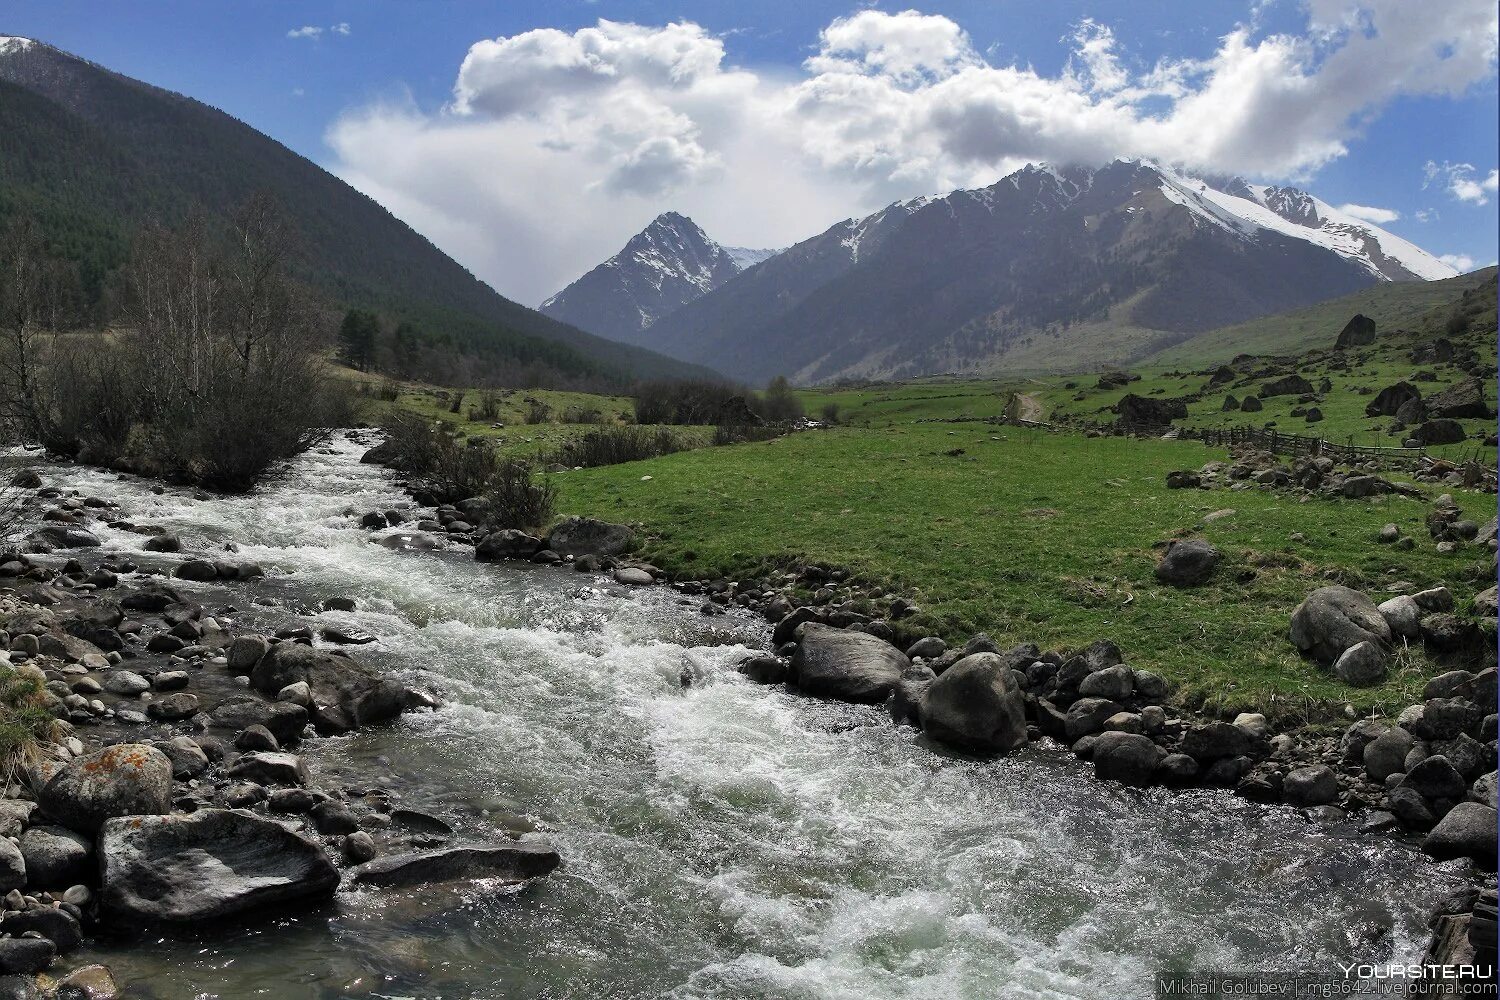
[1145, 267, 1497, 367]
[0, 41, 713, 386]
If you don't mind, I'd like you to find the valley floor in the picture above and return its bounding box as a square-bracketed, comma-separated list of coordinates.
[367, 360, 1496, 723]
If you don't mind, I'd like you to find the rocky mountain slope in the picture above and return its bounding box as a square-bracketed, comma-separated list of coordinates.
[633, 160, 1455, 384]
[0, 36, 710, 384]
[539, 212, 775, 347]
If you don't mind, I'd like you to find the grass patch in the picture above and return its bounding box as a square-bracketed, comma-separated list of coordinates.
[556, 422, 1495, 719]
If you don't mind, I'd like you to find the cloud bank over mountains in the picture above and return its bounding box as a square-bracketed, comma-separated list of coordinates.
[328, 2, 1498, 304]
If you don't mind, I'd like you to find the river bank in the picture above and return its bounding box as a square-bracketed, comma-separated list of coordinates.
[0, 432, 1488, 997]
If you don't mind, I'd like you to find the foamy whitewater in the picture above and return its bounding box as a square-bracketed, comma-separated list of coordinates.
[27, 435, 1461, 998]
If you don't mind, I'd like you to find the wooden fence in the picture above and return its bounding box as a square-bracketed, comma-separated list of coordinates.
[1104, 421, 1434, 469]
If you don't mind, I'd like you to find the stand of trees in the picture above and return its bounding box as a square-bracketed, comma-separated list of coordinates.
[0, 193, 353, 491]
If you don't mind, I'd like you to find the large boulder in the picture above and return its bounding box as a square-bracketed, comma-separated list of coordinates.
[474, 530, 543, 562]
[788, 625, 907, 704]
[209, 698, 309, 745]
[1422, 803, 1497, 869]
[1181, 722, 1257, 762]
[1364, 381, 1419, 417]
[1335, 314, 1377, 349]
[1364, 728, 1415, 783]
[1258, 374, 1314, 398]
[98, 809, 339, 922]
[1092, 732, 1163, 787]
[1289, 586, 1390, 665]
[35, 744, 173, 833]
[918, 653, 1028, 754]
[1426, 377, 1492, 419]
[250, 643, 404, 734]
[1413, 419, 1467, 446]
[24, 526, 102, 552]
[351, 842, 561, 889]
[544, 517, 634, 558]
[1154, 539, 1220, 587]
[1282, 765, 1339, 806]
[1114, 394, 1188, 427]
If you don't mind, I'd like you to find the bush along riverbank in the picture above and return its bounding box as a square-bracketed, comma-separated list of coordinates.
[0, 474, 563, 994]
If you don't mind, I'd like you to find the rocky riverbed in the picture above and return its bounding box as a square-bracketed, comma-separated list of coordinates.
[0, 433, 1489, 997]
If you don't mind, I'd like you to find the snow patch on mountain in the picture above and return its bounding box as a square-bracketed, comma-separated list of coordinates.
[1155, 166, 1455, 282]
[0, 37, 36, 55]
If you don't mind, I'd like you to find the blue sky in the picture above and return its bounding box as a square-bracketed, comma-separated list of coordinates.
[5, 1, 1497, 304]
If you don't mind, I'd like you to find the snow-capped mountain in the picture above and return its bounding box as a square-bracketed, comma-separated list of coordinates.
[1161, 168, 1454, 282]
[539, 213, 778, 346]
[635, 159, 1456, 384]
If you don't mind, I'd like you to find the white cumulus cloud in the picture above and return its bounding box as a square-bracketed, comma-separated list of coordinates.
[1336, 203, 1400, 223]
[328, 4, 1499, 305]
[1439, 253, 1477, 271]
[289, 23, 351, 41]
[1425, 161, 1500, 204]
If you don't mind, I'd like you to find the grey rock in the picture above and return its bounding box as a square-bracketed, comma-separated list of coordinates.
[227, 636, 270, 674]
[0, 906, 81, 953]
[98, 809, 339, 922]
[1092, 732, 1163, 787]
[1332, 641, 1388, 687]
[1078, 664, 1133, 700]
[1289, 586, 1391, 665]
[919, 652, 1027, 754]
[1154, 539, 1220, 587]
[1376, 596, 1421, 640]
[249, 643, 404, 735]
[18, 826, 92, 888]
[1401, 755, 1467, 802]
[789, 624, 908, 704]
[1282, 765, 1339, 806]
[145, 692, 199, 721]
[1422, 802, 1497, 868]
[36, 744, 173, 833]
[612, 567, 654, 586]
[210, 699, 309, 745]
[1364, 728, 1415, 783]
[226, 752, 308, 787]
[1063, 698, 1124, 741]
[0, 840, 23, 894]
[351, 842, 561, 889]
[1181, 722, 1258, 762]
[101, 670, 150, 696]
[0, 936, 54, 974]
[474, 530, 542, 561]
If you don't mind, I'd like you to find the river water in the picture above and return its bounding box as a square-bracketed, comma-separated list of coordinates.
[26, 434, 1463, 999]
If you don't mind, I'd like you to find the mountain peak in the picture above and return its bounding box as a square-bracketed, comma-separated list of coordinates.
[0, 36, 37, 55]
[540, 214, 778, 339]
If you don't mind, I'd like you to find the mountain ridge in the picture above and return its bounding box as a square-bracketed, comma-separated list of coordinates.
[627, 159, 1453, 384]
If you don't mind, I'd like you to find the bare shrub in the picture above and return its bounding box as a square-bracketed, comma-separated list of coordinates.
[561, 406, 604, 424]
[546, 425, 692, 468]
[468, 391, 503, 422]
[524, 398, 551, 424]
[634, 379, 759, 425]
[473, 457, 557, 531]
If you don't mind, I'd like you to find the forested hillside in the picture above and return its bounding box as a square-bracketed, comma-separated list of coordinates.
[0, 39, 711, 386]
